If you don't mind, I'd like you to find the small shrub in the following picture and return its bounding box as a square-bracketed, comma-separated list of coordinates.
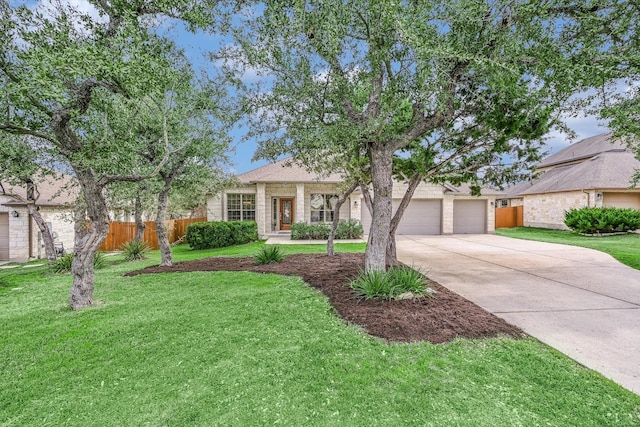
[186, 221, 258, 249]
[121, 240, 150, 261]
[387, 265, 428, 295]
[52, 252, 107, 273]
[564, 207, 640, 234]
[350, 269, 394, 300]
[254, 245, 285, 265]
[291, 222, 331, 240]
[52, 253, 74, 273]
[350, 265, 432, 300]
[93, 252, 108, 270]
[335, 219, 364, 239]
[291, 220, 364, 240]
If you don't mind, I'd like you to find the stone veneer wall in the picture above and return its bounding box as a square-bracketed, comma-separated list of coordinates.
[0, 196, 74, 261]
[209, 183, 355, 237]
[524, 190, 592, 229]
[31, 207, 75, 259]
[211, 181, 498, 237]
[0, 201, 30, 262]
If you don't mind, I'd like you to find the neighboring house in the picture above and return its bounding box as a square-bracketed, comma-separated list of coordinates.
[0, 174, 76, 262]
[207, 159, 502, 238]
[498, 133, 640, 229]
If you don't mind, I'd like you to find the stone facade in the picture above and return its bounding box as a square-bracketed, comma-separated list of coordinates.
[0, 195, 74, 262]
[210, 180, 497, 238]
[523, 190, 592, 229]
[211, 183, 355, 237]
[32, 207, 75, 258]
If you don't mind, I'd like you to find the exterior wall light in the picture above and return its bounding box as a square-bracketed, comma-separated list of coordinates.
[11, 210, 19, 217]
[353, 200, 359, 208]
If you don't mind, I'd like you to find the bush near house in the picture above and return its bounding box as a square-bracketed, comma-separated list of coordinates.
[185, 221, 258, 249]
[564, 207, 640, 234]
[291, 219, 364, 240]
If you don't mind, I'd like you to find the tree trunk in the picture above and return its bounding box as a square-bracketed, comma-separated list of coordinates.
[360, 182, 373, 217]
[133, 190, 146, 242]
[26, 204, 57, 262]
[21, 178, 57, 262]
[327, 182, 358, 256]
[386, 173, 422, 264]
[365, 146, 394, 271]
[156, 186, 173, 266]
[69, 172, 110, 310]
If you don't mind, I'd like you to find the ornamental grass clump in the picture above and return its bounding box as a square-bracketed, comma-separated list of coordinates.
[121, 240, 150, 261]
[53, 252, 107, 273]
[254, 245, 285, 265]
[350, 265, 432, 300]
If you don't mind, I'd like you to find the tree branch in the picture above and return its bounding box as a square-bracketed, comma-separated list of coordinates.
[0, 123, 57, 145]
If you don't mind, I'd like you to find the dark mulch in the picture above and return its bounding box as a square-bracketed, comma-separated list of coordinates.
[126, 253, 524, 344]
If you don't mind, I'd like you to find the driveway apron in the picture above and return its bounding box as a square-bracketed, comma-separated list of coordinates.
[396, 234, 640, 395]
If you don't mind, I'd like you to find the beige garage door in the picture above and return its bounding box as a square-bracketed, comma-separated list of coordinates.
[0, 213, 9, 261]
[361, 199, 442, 235]
[603, 192, 640, 209]
[453, 200, 486, 234]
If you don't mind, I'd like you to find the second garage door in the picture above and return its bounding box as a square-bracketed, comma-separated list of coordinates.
[361, 199, 442, 235]
[453, 200, 486, 234]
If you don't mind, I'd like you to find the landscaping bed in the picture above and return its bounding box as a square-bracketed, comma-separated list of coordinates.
[127, 253, 523, 343]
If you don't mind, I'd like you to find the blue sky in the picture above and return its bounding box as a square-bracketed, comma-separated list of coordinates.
[22, 0, 613, 175]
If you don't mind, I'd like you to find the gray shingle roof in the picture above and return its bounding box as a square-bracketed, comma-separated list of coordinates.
[1, 173, 76, 207]
[517, 151, 640, 195]
[537, 132, 628, 169]
[238, 158, 344, 183]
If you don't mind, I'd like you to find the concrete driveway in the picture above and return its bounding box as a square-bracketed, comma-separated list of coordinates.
[396, 234, 640, 395]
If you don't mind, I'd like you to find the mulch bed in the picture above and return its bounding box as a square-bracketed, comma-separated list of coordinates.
[126, 253, 524, 343]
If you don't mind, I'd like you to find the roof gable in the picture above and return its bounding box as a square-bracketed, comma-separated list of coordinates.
[1, 173, 77, 207]
[537, 133, 628, 169]
[237, 158, 344, 183]
[516, 151, 639, 196]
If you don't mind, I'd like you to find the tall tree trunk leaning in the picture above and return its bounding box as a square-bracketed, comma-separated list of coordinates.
[365, 146, 394, 271]
[327, 182, 358, 256]
[69, 170, 111, 310]
[133, 189, 146, 242]
[10, 179, 58, 261]
[360, 182, 373, 217]
[155, 186, 173, 267]
[26, 203, 57, 262]
[386, 173, 422, 265]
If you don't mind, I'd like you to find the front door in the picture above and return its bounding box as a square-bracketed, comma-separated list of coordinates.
[279, 198, 294, 231]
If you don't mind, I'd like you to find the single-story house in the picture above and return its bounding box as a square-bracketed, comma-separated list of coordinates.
[207, 159, 502, 238]
[0, 174, 76, 262]
[498, 133, 640, 229]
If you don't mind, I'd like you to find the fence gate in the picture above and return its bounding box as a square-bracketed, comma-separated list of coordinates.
[495, 206, 523, 229]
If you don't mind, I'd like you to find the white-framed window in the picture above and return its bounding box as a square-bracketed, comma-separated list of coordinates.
[500, 199, 509, 208]
[227, 194, 256, 221]
[310, 193, 339, 223]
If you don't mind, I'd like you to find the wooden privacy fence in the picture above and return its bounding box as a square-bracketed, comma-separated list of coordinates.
[98, 217, 207, 251]
[495, 206, 523, 229]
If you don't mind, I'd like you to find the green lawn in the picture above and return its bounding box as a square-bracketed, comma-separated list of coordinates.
[1, 242, 639, 426]
[496, 227, 640, 270]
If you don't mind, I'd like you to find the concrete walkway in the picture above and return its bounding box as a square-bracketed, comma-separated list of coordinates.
[396, 234, 640, 395]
